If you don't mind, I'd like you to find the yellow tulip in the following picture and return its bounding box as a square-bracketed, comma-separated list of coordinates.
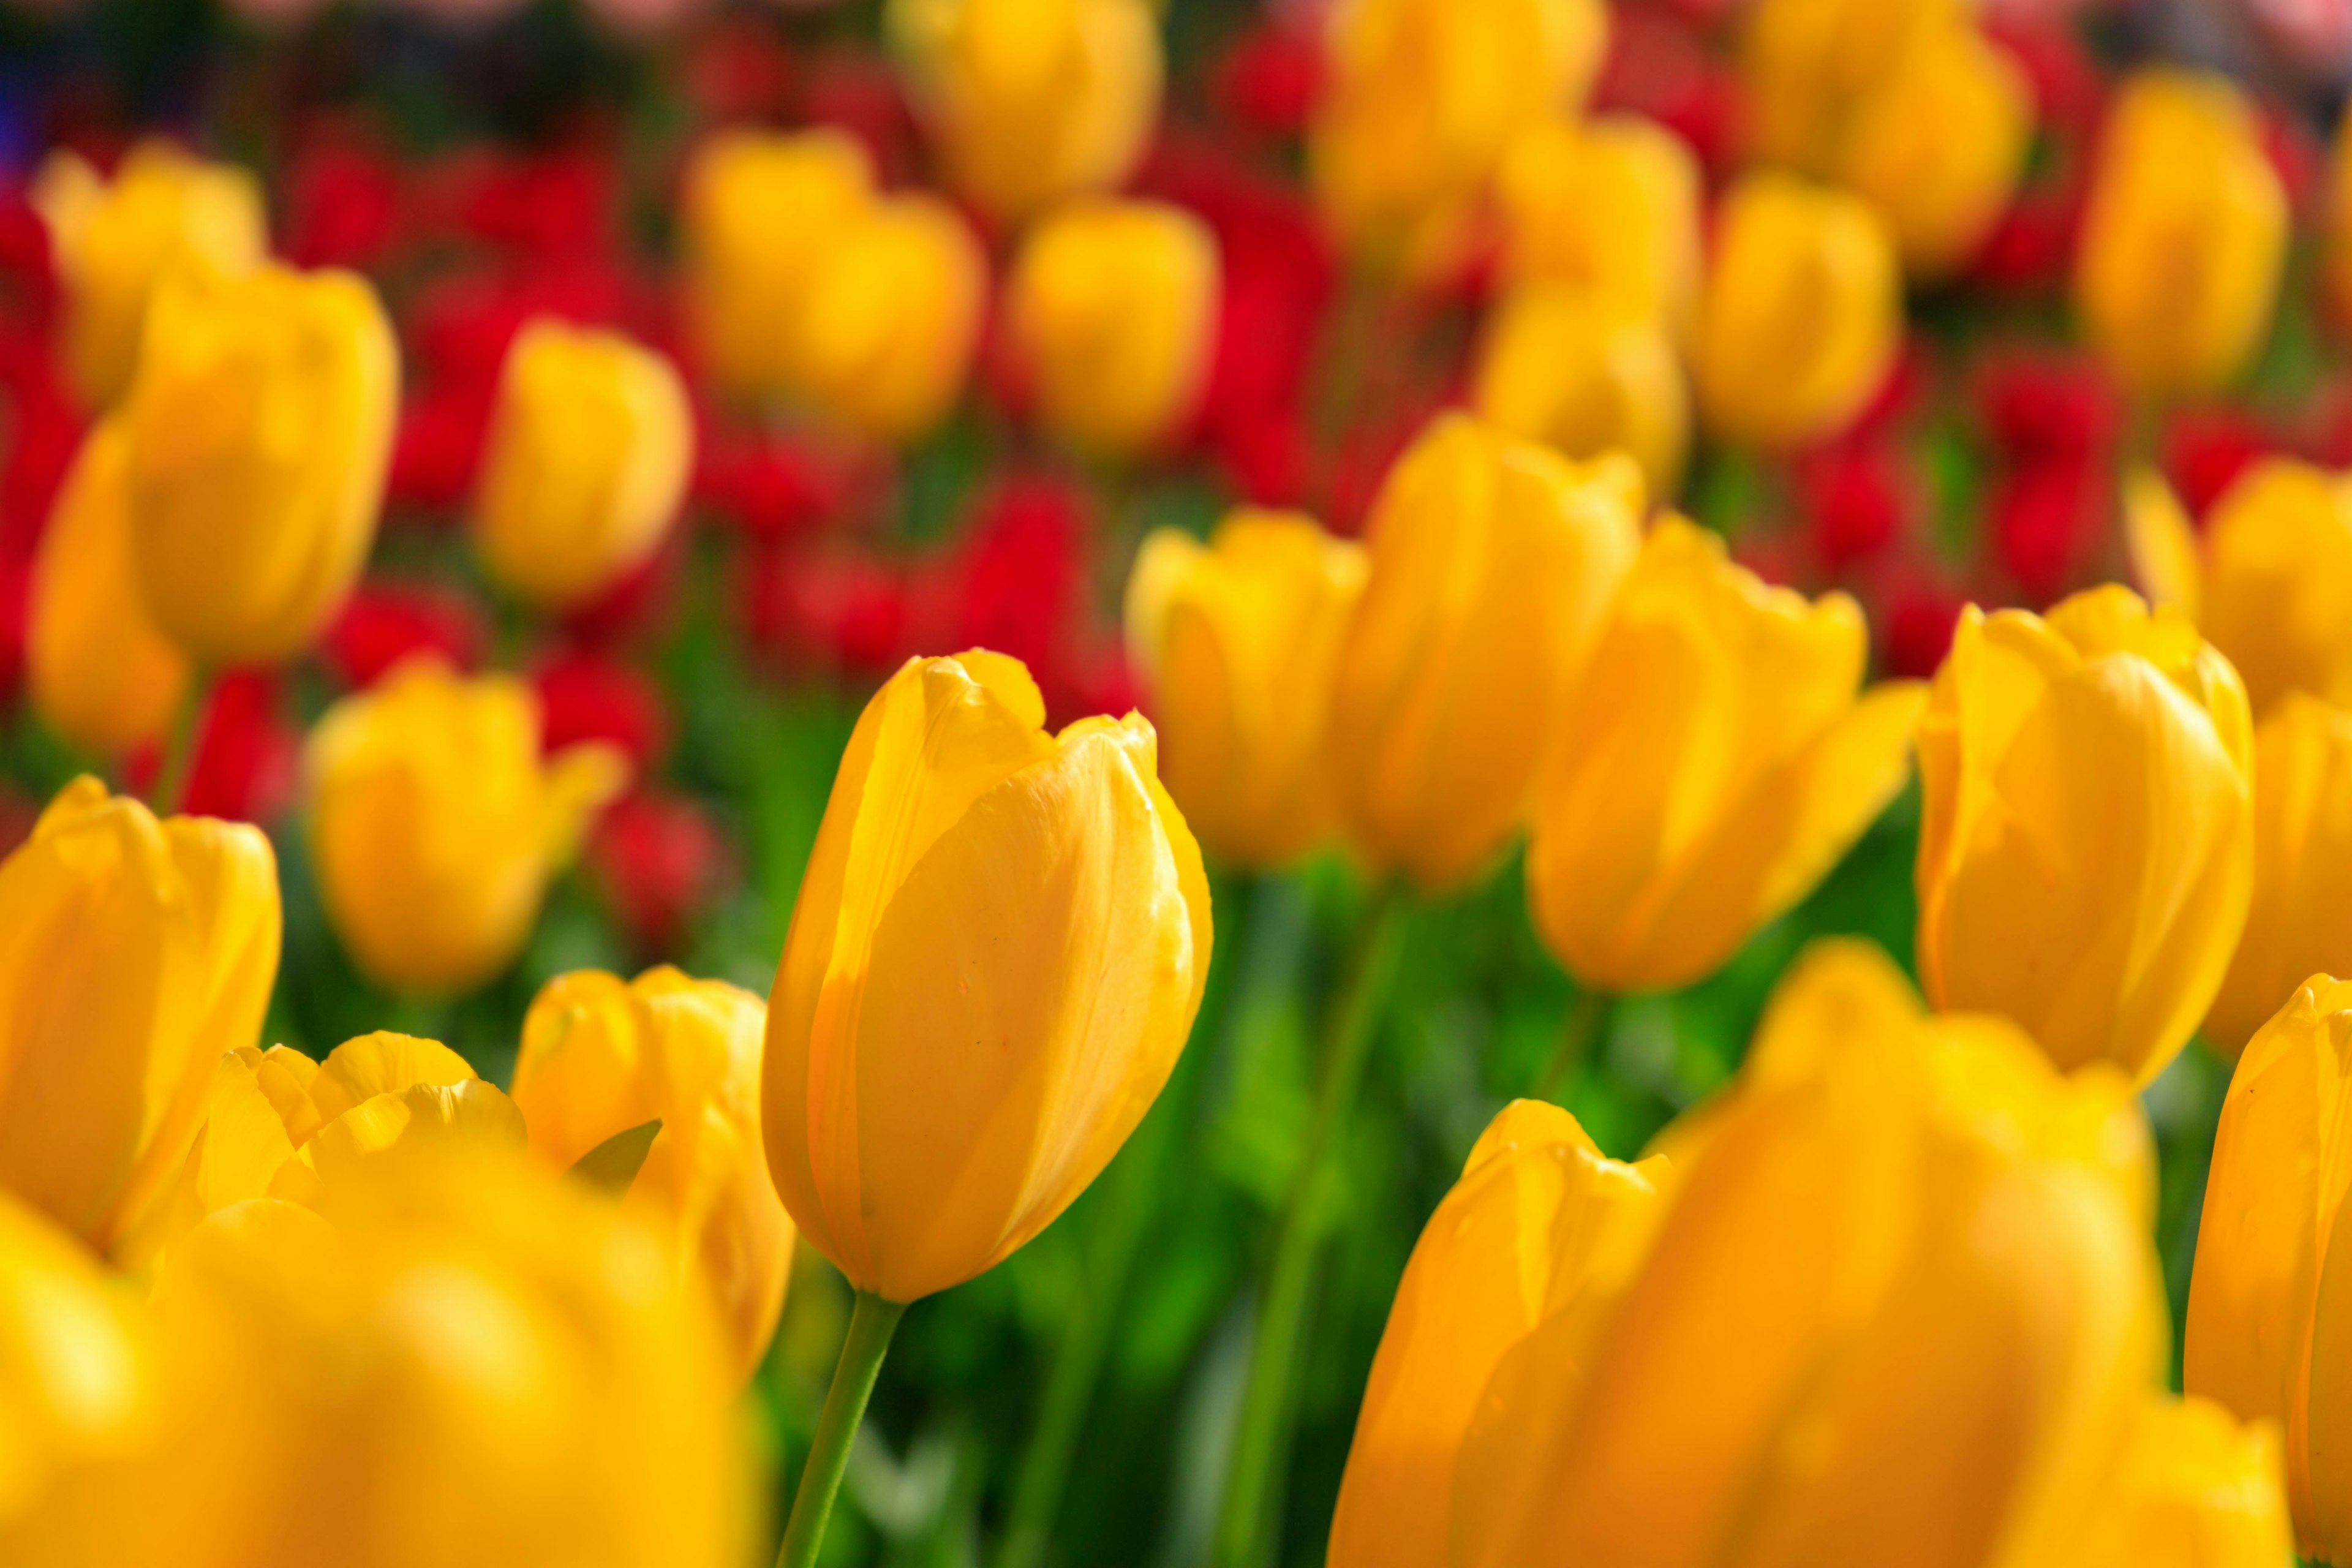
[122, 260, 398, 668]
[1125, 511, 1366, 868]
[1005, 198, 1220, 461]
[887, 0, 1161, 225]
[764, 650, 1210, 1304]
[1841, 26, 2035, 279]
[1311, 0, 1607, 274]
[1741, 0, 1965, 175]
[510, 968, 794, 1381]
[1493, 115, 1702, 341]
[26, 419, 189, 756]
[1917, 586, 2254, 1084]
[679, 129, 876, 401]
[2187, 974, 2352, 1561]
[1697, 172, 1901, 451]
[790, 194, 987, 445]
[2076, 69, 2287, 403]
[473, 319, 693, 611]
[1326, 1099, 1667, 1568]
[1471, 285, 1690, 503]
[31, 140, 265, 410]
[304, 660, 628, 997]
[2076, 1396, 2294, 1568]
[1327, 413, 1643, 892]
[1529, 519, 1926, 993]
[0, 778, 278, 1256]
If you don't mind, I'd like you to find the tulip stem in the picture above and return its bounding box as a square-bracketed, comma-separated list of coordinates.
[777, 1288, 908, 1568]
[1534, 987, 1616, 1104]
[149, 669, 208, 816]
[1214, 880, 1408, 1568]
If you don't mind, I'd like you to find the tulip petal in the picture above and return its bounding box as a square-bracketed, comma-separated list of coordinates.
[308, 1032, 477, 1126]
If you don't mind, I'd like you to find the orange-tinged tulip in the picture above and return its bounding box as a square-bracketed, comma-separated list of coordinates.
[764, 651, 1210, 1304]
[26, 419, 189, 756]
[1493, 115, 1701, 341]
[305, 660, 628, 997]
[1529, 520, 1926, 993]
[1917, 586, 2254, 1084]
[473, 319, 693, 611]
[1841, 26, 2035, 279]
[510, 968, 794, 1380]
[2187, 975, 2352, 1560]
[0, 778, 278, 1256]
[31, 140, 265, 410]
[1740, 0, 1965, 175]
[1472, 285, 1689, 508]
[2076, 69, 2287, 403]
[679, 129, 876, 401]
[1327, 413, 1643, 892]
[1327, 1100, 1667, 1568]
[1005, 198, 1220, 461]
[790, 194, 986, 445]
[2076, 1395, 2294, 1567]
[123, 261, 398, 668]
[1697, 172, 1901, 451]
[1125, 510, 1368, 868]
[887, 0, 1162, 224]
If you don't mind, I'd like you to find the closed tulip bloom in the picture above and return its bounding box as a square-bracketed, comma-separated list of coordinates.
[306, 660, 628, 997]
[473, 320, 693, 611]
[511, 968, 794, 1380]
[1741, 0, 1964, 175]
[1494, 115, 1702, 342]
[2076, 1396, 2294, 1568]
[1697, 172, 1901, 451]
[790, 194, 986, 445]
[27, 420, 189, 756]
[1841, 27, 2035, 279]
[888, 0, 1161, 225]
[0, 779, 279, 1255]
[1327, 414, 1643, 892]
[123, 262, 398, 668]
[31, 141, 265, 410]
[1472, 285, 1690, 503]
[2077, 69, 2287, 403]
[1311, 0, 1607, 274]
[764, 650, 1210, 1304]
[1005, 199, 1220, 461]
[1124, 511, 1369, 867]
[680, 129, 875, 401]
[1327, 1100, 1667, 1568]
[1917, 586, 2254, 1083]
[1529, 520, 1926, 993]
[2187, 975, 2352, 1560]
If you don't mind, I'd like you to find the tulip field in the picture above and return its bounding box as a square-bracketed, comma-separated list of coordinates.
[7, 0, 2352, 1564]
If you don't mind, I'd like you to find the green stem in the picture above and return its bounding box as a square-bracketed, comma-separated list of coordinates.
[776, 1289, 908, 1568]
[1534, 988, 1616, 1105]
[1213, 882, 1408, 1568]
[149, 669, 209, 816]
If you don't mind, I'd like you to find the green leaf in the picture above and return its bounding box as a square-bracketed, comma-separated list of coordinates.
[568, 1118, 662, 1196]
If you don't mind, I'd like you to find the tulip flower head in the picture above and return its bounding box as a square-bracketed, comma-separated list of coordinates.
[1740, 0, 1966, 176]
[1472, 285, 1690, 505]
[2074, 1395, 2294, 1567]
[1916, 586, 2254, 1083]
[1493, 115, 1702, 341]
[1839, 26, 2034, 280]
[1125, 510, 1369, 869]
[764, 650, 1210, 1304]
[789, 194, 987, 446]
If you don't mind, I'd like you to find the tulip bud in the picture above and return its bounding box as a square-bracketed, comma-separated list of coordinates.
[680, 129, 876, 401]
[2076, 1396, 2294, 1567]
[1917, 586, 2254, 1083]
[1471, 285, 1690, 503]
[2187, 975, 2352, 1561]
[764, 650, 1210, 1303]
[26, 420, 190, 756]
[122, 261, 398, 668]
[511, 968, 795, 1381]
[1840, 26, 2034, 280]
[2076, 69, 2287, 403]
[1741, 0, 1966, 176]
[1311, 0, 1607, 275]
[1326, 413, 1643, 892]
[1125, 510, 1369, 868]
[1493, 115, 1702, 342]
[1327, 1100, 1667, 1568]
[0, 778, 279, 1254]
[1697, 173, 1901, 451]
[472, 320, 693, 611]
[790, 194, 987, 445]
[1005, 198, 1220, 461]
[1529, 520, 1926, 993]
[31, 141, 266, 410]
[304, 660, 628, 997]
